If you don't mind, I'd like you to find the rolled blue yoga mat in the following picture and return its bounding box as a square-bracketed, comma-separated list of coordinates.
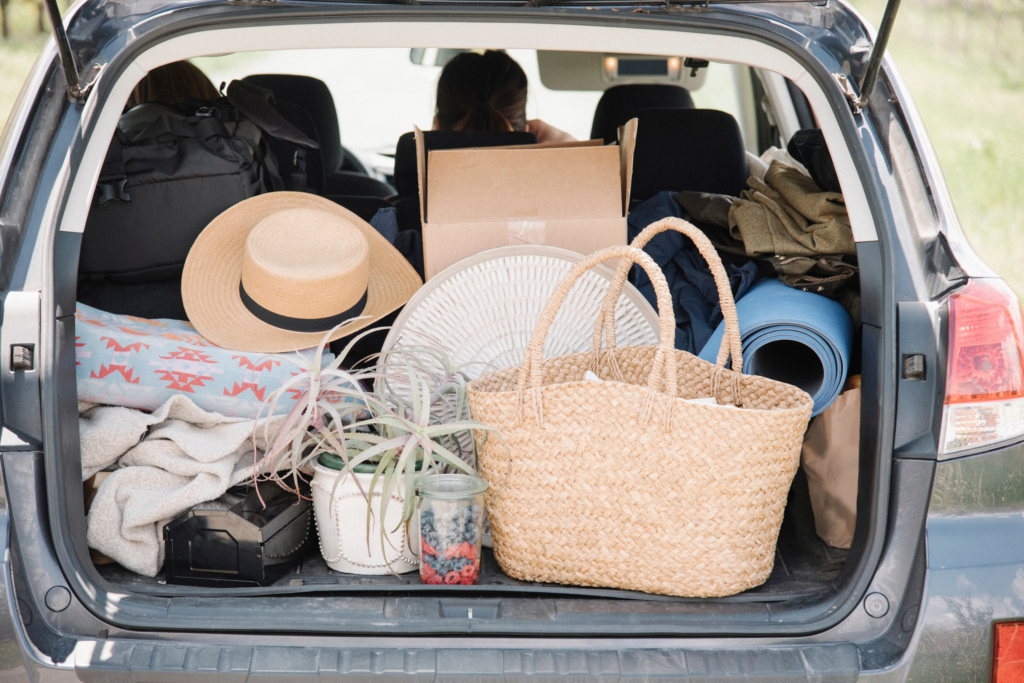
[697, 278, 852, 417]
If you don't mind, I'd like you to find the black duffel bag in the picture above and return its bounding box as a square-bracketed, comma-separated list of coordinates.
[78, 80, 318, 320]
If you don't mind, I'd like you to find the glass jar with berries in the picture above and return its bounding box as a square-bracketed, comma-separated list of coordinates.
[416, 474, 488, 585]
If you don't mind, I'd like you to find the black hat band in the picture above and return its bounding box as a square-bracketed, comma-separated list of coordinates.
[239, 281, 368, 334]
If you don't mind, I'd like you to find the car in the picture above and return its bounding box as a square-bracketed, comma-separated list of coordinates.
[1, 0, 1022, 680]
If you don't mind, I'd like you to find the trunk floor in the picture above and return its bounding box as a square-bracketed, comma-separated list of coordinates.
[96, 470, 849, 602]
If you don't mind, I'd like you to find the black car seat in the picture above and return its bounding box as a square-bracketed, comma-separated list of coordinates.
[590, 84, 694, 145]
[629, 108, 749, 203]
[391, 129, 538, 233]
[242, 74, 395, 198]
[267, 101, 325, 193]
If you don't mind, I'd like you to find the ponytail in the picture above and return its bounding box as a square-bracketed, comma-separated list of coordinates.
[436, 51, 528, 133]
[456, 101, 514, 132]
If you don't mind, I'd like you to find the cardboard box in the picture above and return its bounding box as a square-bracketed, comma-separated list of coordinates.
[416, 120, 637, 279]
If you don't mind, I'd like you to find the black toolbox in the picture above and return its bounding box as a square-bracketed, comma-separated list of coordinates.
[164, 481, 313, 588]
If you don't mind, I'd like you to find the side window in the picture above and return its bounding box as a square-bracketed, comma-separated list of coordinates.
[889, 111, 940, 240]
[751, 67, 782, 154]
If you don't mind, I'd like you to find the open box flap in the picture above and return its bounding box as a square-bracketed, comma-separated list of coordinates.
[414, 125, 427, 224]
[620, 117, 638, 216]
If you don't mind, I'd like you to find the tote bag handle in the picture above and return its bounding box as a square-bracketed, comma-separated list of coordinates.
[592, 217, 744, 371]
[515, 245, 679, 426]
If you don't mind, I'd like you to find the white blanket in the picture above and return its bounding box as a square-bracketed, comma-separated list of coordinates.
[80, 395, 284, 577]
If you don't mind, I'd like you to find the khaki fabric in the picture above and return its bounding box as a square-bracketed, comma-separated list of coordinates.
[729, 160, 855, 258]
[801, 387, 860, 549]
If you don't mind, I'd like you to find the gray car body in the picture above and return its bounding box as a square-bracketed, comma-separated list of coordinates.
[0, 0, 1018, 680]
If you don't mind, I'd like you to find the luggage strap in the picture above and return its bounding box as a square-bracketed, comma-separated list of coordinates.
[95, 129, 130, 206]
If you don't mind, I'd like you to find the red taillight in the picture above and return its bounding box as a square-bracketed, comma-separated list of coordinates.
[942, 279, 1024, 456]
[947, 279, 1024, 404]
[993, 622, 1024, 682]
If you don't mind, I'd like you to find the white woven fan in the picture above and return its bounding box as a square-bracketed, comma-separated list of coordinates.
[380, 245, 660, 453]
[385, 245, 659, 380]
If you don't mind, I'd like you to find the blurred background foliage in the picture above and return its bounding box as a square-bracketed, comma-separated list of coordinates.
[1, 0, 1023, 295]
[852, 0, 1024, 295]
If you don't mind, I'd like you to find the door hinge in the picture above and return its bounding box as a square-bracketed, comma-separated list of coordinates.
[68, 63, 104, 102]
[833, 72, 862, 115]
[41, 0, 104, 103]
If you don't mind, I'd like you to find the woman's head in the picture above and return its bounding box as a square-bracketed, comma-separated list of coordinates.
[127, 61, 220, 108]
[435, 50, 528, 133]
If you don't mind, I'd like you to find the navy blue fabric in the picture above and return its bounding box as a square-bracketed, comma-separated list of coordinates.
[371, 206, 424, 280]
[370, 206, 399, 243]
[627, 192, 768, 354]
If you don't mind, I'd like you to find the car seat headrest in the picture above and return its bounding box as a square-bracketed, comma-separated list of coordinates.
[392, 130, 538, 198]
[630, 108, 749, 202]
[243, 74, 344, 172]
[590, 84, 694, 145]
[226, 80, 318, 150]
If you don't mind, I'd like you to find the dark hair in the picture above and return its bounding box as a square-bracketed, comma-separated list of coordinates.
[435, 50, 528, 132]
[127, 61, 220, 108]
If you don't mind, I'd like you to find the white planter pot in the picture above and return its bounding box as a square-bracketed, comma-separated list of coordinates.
[311, 460, 420, 575]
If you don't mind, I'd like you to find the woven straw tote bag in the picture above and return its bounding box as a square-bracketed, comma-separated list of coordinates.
[467, 217, 814, 598]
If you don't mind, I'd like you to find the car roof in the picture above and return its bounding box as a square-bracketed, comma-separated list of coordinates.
[60, 0, 875, 87]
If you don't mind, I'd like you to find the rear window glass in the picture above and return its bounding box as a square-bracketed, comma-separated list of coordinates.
[193, 48, 753, 173]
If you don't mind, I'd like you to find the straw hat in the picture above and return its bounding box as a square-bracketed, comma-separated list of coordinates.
[182, 192, 421, 353]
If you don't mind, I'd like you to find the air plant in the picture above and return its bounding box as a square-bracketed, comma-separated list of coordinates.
[251, 323, 504, 566]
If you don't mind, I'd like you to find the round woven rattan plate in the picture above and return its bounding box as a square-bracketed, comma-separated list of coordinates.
[382, 245, 660, 386]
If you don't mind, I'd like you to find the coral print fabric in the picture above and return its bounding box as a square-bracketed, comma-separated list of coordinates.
[75, 302, 342, 418]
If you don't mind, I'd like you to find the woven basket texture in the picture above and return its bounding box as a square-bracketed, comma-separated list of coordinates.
[381, 246, 660, 466]
[467, 218, 814, 598]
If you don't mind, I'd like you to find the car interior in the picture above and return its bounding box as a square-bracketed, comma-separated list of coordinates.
[71, 45, 866, 622]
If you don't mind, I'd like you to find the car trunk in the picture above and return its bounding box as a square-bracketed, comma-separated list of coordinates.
[27, 11, 896, 636]
[59, 186, 877, 633]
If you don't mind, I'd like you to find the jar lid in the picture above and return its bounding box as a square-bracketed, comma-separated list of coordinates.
[415, 473, 488, 499]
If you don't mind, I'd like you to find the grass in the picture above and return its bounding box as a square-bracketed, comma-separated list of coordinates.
[1, 1, 1023, 295]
